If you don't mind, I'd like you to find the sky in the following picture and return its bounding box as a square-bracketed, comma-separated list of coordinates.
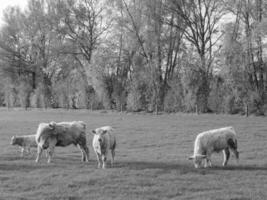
[0, 0, 27, 27]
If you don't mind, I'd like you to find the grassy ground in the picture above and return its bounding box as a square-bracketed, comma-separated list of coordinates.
[0, 109, 267, 200]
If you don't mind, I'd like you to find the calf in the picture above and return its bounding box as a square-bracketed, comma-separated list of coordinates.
[189, 126, 239, 168]
[35, 121, 89, 163]
[10, 135, 37, 157]
[92, 126, 116, 169]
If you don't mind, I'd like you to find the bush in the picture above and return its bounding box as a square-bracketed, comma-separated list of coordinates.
[4, 81, 20, 108]
[30, 86, 45, 108]
[127, 80, 150, 112]
[248, 91, 265, 116]
[163, 80, 184, 112]
[126, 90, 141, 111]
[17, 81, 32, 109]
[222, 95, 244, 114]
[183, 90, 196, 112]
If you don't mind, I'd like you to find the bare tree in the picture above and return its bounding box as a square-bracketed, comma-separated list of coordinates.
[168, 0, 225, 112]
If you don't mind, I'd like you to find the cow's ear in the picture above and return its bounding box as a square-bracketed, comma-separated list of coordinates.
[49, 121, 56, 129]
[92, 130, 96, 134]
[101, 130, 107, 135]
[188, 156, 194, 160]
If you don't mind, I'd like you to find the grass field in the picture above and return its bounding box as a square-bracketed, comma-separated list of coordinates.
[0, 109, 267, 200]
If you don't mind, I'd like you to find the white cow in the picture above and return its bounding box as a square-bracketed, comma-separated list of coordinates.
[92, 126, 116, 169]
[35, 121, 89, 163]
[189, 126, 239, 168]
[10, 135, 37, 157]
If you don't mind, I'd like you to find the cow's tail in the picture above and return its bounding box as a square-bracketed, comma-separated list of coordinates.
[79, 121, 86, 131]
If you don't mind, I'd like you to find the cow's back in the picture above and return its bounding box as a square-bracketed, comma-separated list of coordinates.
[54, 121, 86, 146]
[195, 127, 236, 153]
[105, 132, 116, 150]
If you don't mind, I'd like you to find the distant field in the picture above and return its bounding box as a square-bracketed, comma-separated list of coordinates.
[0, 109, 267, 200]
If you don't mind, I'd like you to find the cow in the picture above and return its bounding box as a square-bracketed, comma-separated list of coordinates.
[188, 126, 239, 168]
[92, 126, 116, 169]
[35, 121, 89, 163]
[10, 135, 37, 157]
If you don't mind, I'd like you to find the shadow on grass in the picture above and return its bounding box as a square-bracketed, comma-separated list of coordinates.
[0, 154, 94, 172]
[211, 164, 267, 171]
[116, 160, 200, 173]
[0, 162, 55, 171]
[116, 160, 267, 173]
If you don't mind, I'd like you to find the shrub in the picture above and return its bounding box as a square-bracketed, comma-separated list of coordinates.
[17, 81, 32, 109]
[4, 81, 20, 108]
[126, 89, 141, 111]
[163, 79, 184, 112]
[30, 86, 45, 108]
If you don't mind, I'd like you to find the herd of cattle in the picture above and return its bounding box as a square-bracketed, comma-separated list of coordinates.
[10, 121, 239, 169]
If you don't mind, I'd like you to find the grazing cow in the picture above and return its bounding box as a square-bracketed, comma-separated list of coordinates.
[92, 126, 116, 169]
[188, 126, 239, 168]
[35, 121, 89, 163]
[10, 135, 37, 157]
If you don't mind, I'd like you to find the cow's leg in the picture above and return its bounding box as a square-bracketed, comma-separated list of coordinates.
[111, 149, 115, 167]
[95, 152, 102, 168]
[78, 136, 89, 162]
[206, 159, 212, 168]
[35, 146, 43, 163]
[204, 153, 212, 168]
[47, 147, 55, 163]
[102, 154, 107, 169]
[26, 147, 32, 156]
[83, 145, 90, 162]
[222, 148, 230, 166]
[77, 144, 85, 162]
[47, 139, 56, 163]
[81, 144, 90, 162]
[20, 147, 25, 157]
[204, 158, 208, 168]
[78, 144, 87, 162]
[45, 149, 49, 158]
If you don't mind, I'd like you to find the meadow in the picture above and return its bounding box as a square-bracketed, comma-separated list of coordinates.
[0, 109, 267, 200]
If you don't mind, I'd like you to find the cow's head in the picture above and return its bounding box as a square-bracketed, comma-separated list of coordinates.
[92, 128, 108, 152]
[188, 154, 207, 168]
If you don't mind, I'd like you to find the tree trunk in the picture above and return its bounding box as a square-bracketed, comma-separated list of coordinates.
[43, 74, 53, 108]
[32, 71, 36, 90]
[196, 55, 210, 113]
[255, 0, 265, 112]
[196, 78, 210, 113]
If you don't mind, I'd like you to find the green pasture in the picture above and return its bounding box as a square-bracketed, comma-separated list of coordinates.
[0, 109, 266, 200]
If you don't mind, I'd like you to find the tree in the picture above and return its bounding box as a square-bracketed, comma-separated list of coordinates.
[224, 0, 267, 115]
[0, 6, 35, 108]
[168, 0, 225, 112]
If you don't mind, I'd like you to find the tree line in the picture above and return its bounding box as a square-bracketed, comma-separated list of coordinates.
[0, 0, 266, 115]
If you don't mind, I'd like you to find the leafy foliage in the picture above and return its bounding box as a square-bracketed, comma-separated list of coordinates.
[0, 0, 266, 115]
